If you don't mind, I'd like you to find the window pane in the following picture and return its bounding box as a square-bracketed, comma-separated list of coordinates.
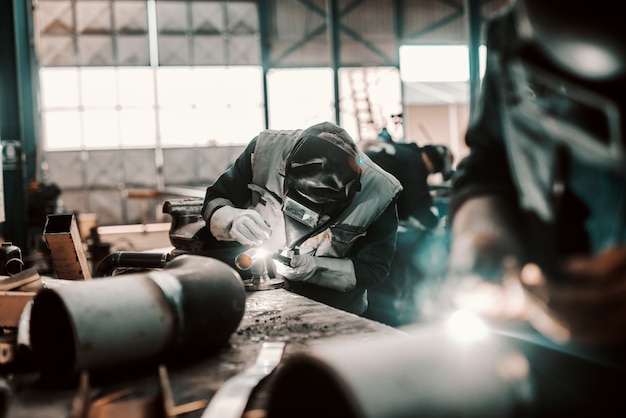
[191, 66, 263, 107]
[157, 66, 264, 146]
[118, 67, 155, 107]
[267, 68, 334, 130]
[203, 104, 265, 146]
[43, 110, 82, 150]
[40, 68, 80, 108]
[120, 109, 156, 147]
[399, 45, 487, 82]
[156, 68, 195, 106]
[159, 106, 202, 147]
[81, 68, 118, 107]
[83, 109, 120, 148]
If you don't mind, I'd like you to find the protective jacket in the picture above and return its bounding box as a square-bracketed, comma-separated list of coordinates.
[203, 128, 402, 314]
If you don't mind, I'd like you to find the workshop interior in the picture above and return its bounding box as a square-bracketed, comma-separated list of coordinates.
[2, 0, 624, 417]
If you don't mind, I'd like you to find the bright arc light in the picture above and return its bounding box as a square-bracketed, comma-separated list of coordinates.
[446, 310, 489, 343]
[253, 248, 269, 258]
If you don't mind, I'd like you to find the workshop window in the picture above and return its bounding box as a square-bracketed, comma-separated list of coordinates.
[40, 66, 265, 150]
[399, 44, 487, 83]
[35, 0, 262, 150]
[156, 66, 265, 147]
[267, 68, 335, 130]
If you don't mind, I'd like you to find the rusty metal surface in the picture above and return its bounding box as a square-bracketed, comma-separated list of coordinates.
[5, 289, 403, 418]
[43, 214, 93, 281]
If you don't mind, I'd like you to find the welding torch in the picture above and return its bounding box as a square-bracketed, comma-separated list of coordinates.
[272, 247, 298, 267]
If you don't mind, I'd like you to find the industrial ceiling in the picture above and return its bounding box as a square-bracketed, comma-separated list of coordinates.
[34, 0, 509, 67]
[33, 0, 509, 105]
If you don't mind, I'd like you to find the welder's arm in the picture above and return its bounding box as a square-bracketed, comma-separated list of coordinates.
[522, 247, 626, 346]
[349, 202, 399, 288]
[448, 195, 526, 282]
[451, 202, 626, 346]
[446, 195, 531, 325]
[447, 48, 523, 272]
[200, 138, 275, 247]
[201, 138, 257, 222]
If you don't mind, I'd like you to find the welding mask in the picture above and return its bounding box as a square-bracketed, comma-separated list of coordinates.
[515, 0, 625, 82]
[495, 0, 625, 223]
[505, 0, 625, 175]
[281, 125, 362, 248]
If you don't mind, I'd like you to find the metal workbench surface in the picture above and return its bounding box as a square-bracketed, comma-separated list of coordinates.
[4, 288, 404, 418]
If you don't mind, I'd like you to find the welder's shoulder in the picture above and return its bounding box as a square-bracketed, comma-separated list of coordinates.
[361, 154, 403, 197]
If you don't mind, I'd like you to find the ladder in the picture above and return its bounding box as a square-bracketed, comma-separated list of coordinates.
[348, 68, 378, 141]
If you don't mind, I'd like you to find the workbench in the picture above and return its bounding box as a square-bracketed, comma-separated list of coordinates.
[4, 288, 404, 418]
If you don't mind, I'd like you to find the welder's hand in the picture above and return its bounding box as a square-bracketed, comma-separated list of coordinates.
[450, 257, 531, 324]
[448, 196, 526, 283]
[210, 206, 271, 246]
[453, 247, 626, 346]
[273, 254, 316, 281]
[519, 247, 626, 346]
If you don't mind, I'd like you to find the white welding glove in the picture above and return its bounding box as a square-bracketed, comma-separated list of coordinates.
[210, 206, 271, 246]
[273, 255, 357, 292]
[274, 254, 317, 281]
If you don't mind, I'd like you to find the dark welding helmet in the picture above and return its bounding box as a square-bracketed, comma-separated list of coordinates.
[507, 0, 625, 173]
[421, 145, 454, 181]
[281, 122, 362, 248]
[514, 0, 625, 82]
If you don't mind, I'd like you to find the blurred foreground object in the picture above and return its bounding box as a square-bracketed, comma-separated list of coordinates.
[0, 242, 23, 276]
[447, 0, 626, 416]
[29, 255, 246, 379]
[68, 366, 208, 418]
[265, 320, 531, 418]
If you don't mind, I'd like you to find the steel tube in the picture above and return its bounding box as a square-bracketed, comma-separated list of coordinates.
[29, 255, 246, 379]
[266, 323, 532, 418]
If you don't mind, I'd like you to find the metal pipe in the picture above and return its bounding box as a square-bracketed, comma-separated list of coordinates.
[29, 255, 246, 379]
[95, 251, 172, 277]
[265, 323, 532, 418]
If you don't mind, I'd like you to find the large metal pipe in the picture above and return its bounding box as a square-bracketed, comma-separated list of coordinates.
[29, 255, 246, 379]
[265, 321, 532, 418]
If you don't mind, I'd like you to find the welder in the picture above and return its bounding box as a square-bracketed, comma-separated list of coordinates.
[362, 139, 454, 326]
[446, 0, 626, 416]
[201, 121, 402, 315]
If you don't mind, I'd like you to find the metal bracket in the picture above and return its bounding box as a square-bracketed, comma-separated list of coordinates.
[200, 341, 286, 418]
